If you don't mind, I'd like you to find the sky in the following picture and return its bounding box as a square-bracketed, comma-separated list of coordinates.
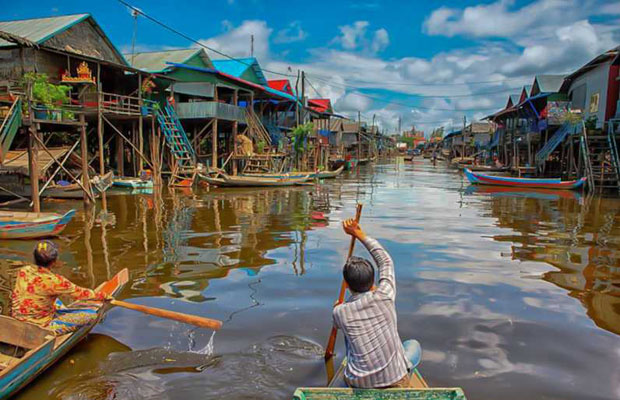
[4, 0, 620, 135]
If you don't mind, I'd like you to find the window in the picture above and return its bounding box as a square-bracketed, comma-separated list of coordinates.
[570, 83, 587, 111]
[589, 93, 600, 113]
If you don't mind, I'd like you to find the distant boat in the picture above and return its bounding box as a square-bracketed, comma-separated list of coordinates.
[464, 168, 586, 190]
[113, 177, 154, 189]
[0, 209, 76, 240]
[199, 172, 312, 188]
[241, 166, 344, 180]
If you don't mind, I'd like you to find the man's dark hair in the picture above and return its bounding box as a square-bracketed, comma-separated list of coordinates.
[343, 256, 375, 293]
[33, 240, 58, 268]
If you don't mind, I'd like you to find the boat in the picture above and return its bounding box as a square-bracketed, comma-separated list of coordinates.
[458, 164, 509, 173]
[241, 166, 345, 180]
[113, 177, 154, 189]
[199, 172, 312, 188]
[0, 268, 129, 398]
[293, 358, 467, 400]
[0, 209, 76, 240]
[45, 171, 114, 199]
[464, 168, 587, 190]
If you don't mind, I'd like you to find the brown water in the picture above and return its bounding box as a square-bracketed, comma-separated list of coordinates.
[3, 158, 620, 400]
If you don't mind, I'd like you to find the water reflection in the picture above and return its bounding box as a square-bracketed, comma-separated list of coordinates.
[3, 162, 620, 400]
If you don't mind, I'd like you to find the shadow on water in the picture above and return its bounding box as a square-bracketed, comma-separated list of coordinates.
[4, 161, 620, 400]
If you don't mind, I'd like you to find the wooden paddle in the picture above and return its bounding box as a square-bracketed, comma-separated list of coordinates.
[110, 299, 223, 331]
[324, 203, 363, 360]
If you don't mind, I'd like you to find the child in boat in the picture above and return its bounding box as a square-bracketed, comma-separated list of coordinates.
[11, 240, 108, 335]
[333, 219, 422, 389]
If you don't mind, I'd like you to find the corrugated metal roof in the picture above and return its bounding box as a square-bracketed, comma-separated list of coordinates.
[211, 57, 267, 85]
[125, 49, 206, 73]
[169, 82, 215, 98]
[0, 14, 89, 47]
[533, 75, 565, 94]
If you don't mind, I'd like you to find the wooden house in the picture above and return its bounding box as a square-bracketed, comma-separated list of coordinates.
[561, 46, 620, 129]
[0, 13, 177, 209]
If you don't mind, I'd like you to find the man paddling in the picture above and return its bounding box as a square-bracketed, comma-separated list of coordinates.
[333, 219, 422, 388]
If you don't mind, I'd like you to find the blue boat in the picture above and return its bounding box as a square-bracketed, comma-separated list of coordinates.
[0, 209, 75, 240]
[0, 269, 128, 398]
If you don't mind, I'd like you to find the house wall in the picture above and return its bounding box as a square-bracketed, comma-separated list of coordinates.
[568, 61, 611, 128]
[44, 19, 124, 65]
[0, 48, 34, 80]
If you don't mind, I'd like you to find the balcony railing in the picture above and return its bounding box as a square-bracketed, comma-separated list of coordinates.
[176, 101, 246, 123]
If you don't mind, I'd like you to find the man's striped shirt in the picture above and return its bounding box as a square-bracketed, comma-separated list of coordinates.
[332, 236, 410, 388]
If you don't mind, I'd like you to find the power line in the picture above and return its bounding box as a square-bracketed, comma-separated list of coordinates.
[117, 0, 296, 78]
[306, 73, 529, 87]
[305, 77, 324, 99]
[309, 74, 522, 98]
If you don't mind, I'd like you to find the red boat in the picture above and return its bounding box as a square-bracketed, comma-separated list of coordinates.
[464, 168, 586, 190]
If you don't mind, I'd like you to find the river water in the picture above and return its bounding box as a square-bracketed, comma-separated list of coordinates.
[3, 158, 620, 400]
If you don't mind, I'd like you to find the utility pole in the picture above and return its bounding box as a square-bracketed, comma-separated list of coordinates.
[357, 111, 361, 163]
[295, 70, 300, 126]
[301, 70, 305, 123]
[130, 9, 139, 66]
[250, 34, 254, 57]
[397, 116, 401, 136]
[462, 115, 466, 160]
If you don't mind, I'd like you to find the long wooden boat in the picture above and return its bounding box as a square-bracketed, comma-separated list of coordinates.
[464, 168, 587, 190]
[199, 172, 312, 188]
[0, 209, 76, 240]
[0, 268, 129, 398]
[293, 358, 466, 400]
[45, 171, 114, 199]
[241, 166, 345, 180]
[113, 177, 154, 189]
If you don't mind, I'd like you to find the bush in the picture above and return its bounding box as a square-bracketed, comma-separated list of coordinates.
[22, 72, 71, 109]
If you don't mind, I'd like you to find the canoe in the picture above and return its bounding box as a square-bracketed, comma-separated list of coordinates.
[0, 209, 75, 239]
[0, 268, 129, 398]
[113, 177, 154, 189]
[199, 172, 312, 188]
[464, 168, 587, 190]
[241, 166, 344, 180]
[293, 358, 467, 400]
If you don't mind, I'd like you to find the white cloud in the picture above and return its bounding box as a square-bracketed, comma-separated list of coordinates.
[423, 0, 587, 39]
[335, 21, 369, 50]
[334, 92, 373, 113]
[274, 21, 307, 44]
[199, 20, 272, 59]
[371, 28, 389, 53]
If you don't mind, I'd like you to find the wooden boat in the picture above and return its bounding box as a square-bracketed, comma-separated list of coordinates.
[458, 164, 509, 173]
[0, 209, 75, 240]
[45, 171, 114, 199]
[241, 166, 344, 180]
[113, 177, 154, 189]
[199, 172, 312, 188]
[329, 158, 346, 171]
[294, 358, 467, 400]
[464, 168, 587, 190]
[0, 268, 129, 398]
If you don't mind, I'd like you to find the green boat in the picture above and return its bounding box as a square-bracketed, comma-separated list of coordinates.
[293, 358, 467, 400]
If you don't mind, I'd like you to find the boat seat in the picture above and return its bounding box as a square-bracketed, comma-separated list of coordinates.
[0, 352, 20, 369]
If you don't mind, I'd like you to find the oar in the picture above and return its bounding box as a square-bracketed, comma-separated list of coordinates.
[324, 203, 363, 360]
[110, 299, 223, 331]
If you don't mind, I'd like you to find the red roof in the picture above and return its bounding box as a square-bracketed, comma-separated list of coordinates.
[308, 98, 332, 113]
[267, 80, 294, 95]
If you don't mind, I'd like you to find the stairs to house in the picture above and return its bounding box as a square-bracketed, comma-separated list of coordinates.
[0, 96, 22, 164]
[148, 100, 196, 186]
[535, 122, 577, 167]
[245, 110, 273, 149]
[580, 121, 620, 193]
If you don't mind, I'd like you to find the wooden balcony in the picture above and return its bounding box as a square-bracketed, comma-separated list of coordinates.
[176, 101, 247, 123]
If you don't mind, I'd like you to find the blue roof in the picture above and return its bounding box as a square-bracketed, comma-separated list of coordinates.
[165, 62, 299, 103]
[211, 57, 268, 86]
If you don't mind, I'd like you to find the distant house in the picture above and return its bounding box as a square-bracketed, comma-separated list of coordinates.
[561, 46, 620, 128]
[212, 57, 268, 86]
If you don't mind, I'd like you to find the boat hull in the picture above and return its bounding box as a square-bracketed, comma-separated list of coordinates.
[0, 209, 75, 239]
[113, 178, 154, 189]
[464, 168, 586, 190]
[0, 269, 128, 398]
[199, 173, 311, 188]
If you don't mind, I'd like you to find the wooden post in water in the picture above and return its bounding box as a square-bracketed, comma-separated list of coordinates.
[138, 72, 144, 174]
[79, 113, 92, 207]
[28, 126, 40, 213]
[212, 87, 219, 169]
[232, 89, 239, 175]
[97, 63, 107, 212]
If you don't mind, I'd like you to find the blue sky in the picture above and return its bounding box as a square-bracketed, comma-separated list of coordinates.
[4, 0, 620, 134]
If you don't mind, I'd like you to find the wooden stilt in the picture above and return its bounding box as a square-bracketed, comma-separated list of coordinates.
[28, 126, 40, 212]
[79, 114, 92, 206]
[116, 134, 124, 177]
[97, 64, 107, 212]
[233, 90, 238, 175]
[212, 87, 219, 169]
[138, 73, 144, 174]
